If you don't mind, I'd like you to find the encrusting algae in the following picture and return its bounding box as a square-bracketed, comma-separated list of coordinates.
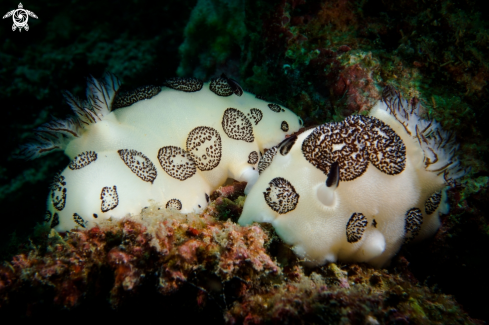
[1, 0, 489, 323]
[0, 182, 482, 324]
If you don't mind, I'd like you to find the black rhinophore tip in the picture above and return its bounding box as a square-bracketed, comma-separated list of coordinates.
[221, 73, 243, 97]
[326, 161, 340, 188]
[278, 134, 298, 156]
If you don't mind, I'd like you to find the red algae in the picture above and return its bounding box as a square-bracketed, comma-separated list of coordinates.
[0, 181, 481, 323]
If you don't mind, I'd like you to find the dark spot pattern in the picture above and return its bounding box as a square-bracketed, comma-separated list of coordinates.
[263, 177, 299, 214]
[118, 149, 157, 183]
[281, 121, 289, 132]
[302, 115, 406, 181]
[101, 185, 119, 212]
[69, 151, 97, 170]
[404, 208, 423, 243]
[205, 193, 210, 203]
[222, 108, 254, 142]
[44, 210, 52, 222]
[51, 212, 59, 228]
[258, 146, 278, 174]
[363, 116, 406, 175]
[166, 198, 182, 210]
[247, 108, 263, 125]
[163, 77, 203, 92]
[209, 76, 234, 97]
[268, 103, 285, 113]
[93, 213, 98, 219]
[372, 219, 377, 228]
[248, 151, 259, 164]
[425, 191, 442, 215]
[158, 146, 197, 181]
[302, 122, 369, 181]
[73, 213, 87, 228]
[112, 85, 161, 109]
[186, 126, 222, 171]
[278, 135, 297, 156]
[346, 212, 368, 243]
[50, 173, 67, 211]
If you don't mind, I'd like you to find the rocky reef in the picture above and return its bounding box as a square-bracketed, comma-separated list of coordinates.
[0, 182, 482, 324]
[1, 0, 488, 322]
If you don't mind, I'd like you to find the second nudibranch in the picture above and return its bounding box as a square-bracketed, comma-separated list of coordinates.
[23, 74, 301, 231]
[239, 87, 466, 267]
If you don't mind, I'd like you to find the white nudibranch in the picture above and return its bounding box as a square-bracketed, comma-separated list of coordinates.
[21, 73, 301, 231]
[239, 86, 467, 267]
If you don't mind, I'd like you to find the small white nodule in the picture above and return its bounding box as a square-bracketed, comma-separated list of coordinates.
[361, 230, 386, 261]
[317, 183, 335, 206]
[240, 167, 259, 194]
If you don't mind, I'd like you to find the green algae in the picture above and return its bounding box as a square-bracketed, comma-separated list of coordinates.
[1, 0, 488, 321]
[177, 0, 246, 80]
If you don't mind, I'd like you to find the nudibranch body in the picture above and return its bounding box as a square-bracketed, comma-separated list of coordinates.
[23, 74, 301, 231]
[239, 87, 466, 267]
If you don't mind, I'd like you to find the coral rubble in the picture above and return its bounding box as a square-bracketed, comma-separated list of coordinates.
[1, 0, 489, 322]
[0, 183, 482, 324]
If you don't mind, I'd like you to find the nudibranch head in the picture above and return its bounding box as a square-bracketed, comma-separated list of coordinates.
[22, 73, 301, 232]
[239, 86, 466, 267]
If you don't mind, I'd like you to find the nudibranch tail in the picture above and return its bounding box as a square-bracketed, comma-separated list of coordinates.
[17, 73, 121, 159]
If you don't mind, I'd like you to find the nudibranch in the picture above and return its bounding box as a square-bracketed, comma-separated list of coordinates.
[21, 73, 301, 231]
[239, 87, 467, 267]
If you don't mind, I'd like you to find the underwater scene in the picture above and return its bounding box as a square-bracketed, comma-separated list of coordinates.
[1, 0, 488, 323]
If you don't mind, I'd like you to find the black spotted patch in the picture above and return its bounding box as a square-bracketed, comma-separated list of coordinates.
[281, 121, 289, 132]
[372, 219, 377, 228]
[247, 108, 263, 125]
[118, 149, 157, 183]
[186, 126, 222, 171]
[158, 146, 197, 181]
[101, 185, 119, 213]
[205, 193, 210, 203]
[163, 77, 203, 92]
[69, 151, 97, 170]
[222, 108, 254, 142]
[278, 135, 297, 156]
[263, 177, 299, 214]
[248, 151, 259, 165]
[209, 76, 234, 97]
[364, 116, 406, 175]
[258, 146, 278, 174]
[166, 198, 182, 210]
[112, 85, 161, 109]
[346, 213, 368, 243]
[93, 213, 98, 219]
[268, 103, 285, 113]
[50, 173, 67, 211]
[404, 208, 423, 243]
[44, 210, 52, 222]
[73, 213, 87, 228]
[303, 116, 407, 181]
[425, 191, 442, 215]
[51, 212, 59, 228]
[302, 122, 369, 181]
